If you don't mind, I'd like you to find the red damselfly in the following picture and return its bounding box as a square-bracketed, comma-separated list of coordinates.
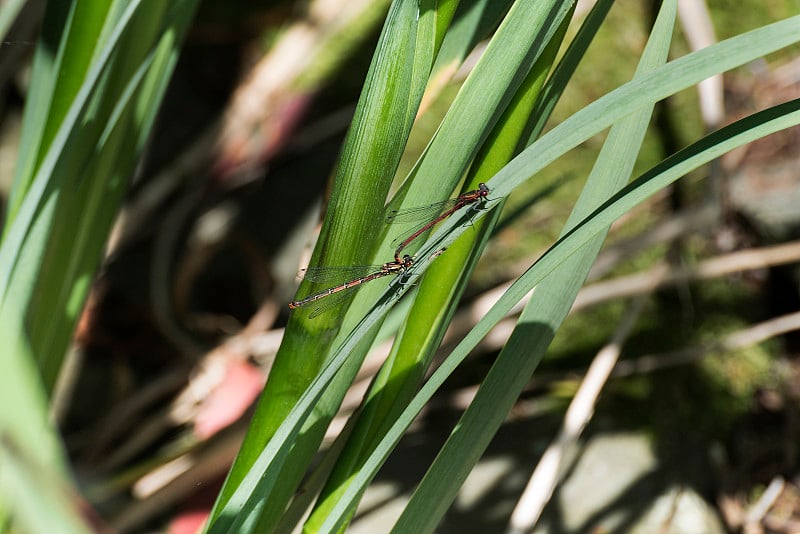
[289, 255, 414, 318]
[387, 183, 489, 262]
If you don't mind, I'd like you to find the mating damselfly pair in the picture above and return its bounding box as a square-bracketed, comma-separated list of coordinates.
[289, 183, 490, 318]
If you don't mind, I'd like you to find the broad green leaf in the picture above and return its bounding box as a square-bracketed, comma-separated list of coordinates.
[208, 1, 438, 530]
[304, 3, 578, 529]
[215, 3, 577, 532]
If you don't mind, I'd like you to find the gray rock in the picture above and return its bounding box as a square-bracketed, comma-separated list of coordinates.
[533, 433, 725, 534]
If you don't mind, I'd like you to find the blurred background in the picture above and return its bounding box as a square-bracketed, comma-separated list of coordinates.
[1, 0, 800, 532]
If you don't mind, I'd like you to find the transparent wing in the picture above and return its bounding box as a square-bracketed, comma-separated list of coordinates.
[388, 202, 485, 248]
[297, 264, 383, 284]
[296, 270, 402, 319]
[306, 284, 361, 319]
[385, 198, 458, 224]
[390, 219, 438, 248]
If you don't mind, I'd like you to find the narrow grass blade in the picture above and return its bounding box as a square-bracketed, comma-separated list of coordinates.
[0, 0, 200, 393]
[394, 1, 677, 528]
[0, 314, 86, 533]
[305, 4, 577, 529]
[209, 11, 799, 533]
[319, 96, 800, 534]
[208, 1, 440, 529]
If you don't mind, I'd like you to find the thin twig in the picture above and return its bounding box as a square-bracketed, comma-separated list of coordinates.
[677, 0, 724, 129]
[744, 476, 784, 526]
[575, 240, 800, 312]
[613, 310, 800, 378]
[506, 296, 648, 534]
[451, 240, 800, 356]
